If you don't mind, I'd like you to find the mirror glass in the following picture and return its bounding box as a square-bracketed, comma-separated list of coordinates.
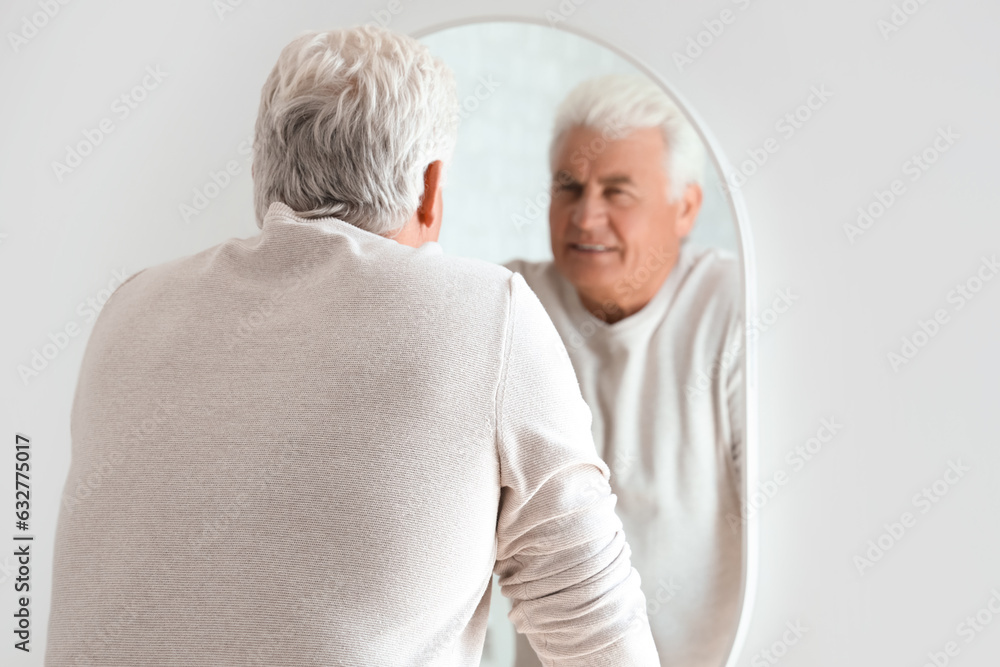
[420, 21, 747, 667]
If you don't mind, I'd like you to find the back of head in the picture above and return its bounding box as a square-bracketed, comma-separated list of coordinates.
[252, 25, 459, 235]
[549, 73, 706, 202]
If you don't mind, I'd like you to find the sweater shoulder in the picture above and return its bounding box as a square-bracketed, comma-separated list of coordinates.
[681, 244, 743, 320]
[403, 248, 516, 310]
[500, 258, 563, 307]
[108, 235, 521, 340]
[502, 257, 552, 286]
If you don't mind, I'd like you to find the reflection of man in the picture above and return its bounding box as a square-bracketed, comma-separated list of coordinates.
[504, 74, 745, 667]
[44, 28, 661, 665]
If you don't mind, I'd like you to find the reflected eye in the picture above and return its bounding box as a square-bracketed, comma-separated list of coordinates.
[553, 182, 582, 197]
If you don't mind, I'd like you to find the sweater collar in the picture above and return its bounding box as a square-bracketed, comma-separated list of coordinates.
[260, 201, 442, 255]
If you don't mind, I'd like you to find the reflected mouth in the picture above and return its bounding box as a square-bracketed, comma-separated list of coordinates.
[569, 243, 617, 253]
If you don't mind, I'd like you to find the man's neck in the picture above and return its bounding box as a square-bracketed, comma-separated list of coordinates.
[577, 292, 631, 324]
[576, 252, 680, 324]
[577, 280, 663, 324]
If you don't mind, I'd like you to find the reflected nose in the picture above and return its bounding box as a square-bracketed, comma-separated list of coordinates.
[570, 190, 606, 231]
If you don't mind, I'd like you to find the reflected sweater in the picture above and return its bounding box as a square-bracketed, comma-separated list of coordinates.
[505, 243, 745, 667]
[44, 202, 660, 666]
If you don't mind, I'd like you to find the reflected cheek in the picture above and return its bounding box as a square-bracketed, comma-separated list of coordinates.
[549, 211, 572, 247]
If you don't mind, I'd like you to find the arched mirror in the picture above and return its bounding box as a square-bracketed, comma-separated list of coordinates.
[418, 21, 750, 667]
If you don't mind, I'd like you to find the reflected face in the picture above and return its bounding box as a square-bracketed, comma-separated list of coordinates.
[549, 125, 700, 321]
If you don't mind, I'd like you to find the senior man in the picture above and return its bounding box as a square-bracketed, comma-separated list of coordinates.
[44, 28, 660, 666]
[503, 74, 746, 667]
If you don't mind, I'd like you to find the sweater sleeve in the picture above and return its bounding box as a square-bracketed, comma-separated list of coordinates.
[492, 272, 661, 666]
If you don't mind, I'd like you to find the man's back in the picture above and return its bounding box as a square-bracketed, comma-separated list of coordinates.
[45, 202, 659, 666]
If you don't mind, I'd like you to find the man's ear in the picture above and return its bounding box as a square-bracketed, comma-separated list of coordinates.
[675, 182, 703, 239]
[417, 160, 444, 227]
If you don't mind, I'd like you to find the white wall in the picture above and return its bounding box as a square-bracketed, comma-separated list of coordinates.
[2, 1, 998, 666]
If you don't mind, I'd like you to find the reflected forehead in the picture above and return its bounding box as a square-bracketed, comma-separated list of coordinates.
[553, 125, 665, 180]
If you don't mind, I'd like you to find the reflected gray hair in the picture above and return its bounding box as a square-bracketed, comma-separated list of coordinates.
[549, 74, 706, 201]
[252, 25, 459, 235]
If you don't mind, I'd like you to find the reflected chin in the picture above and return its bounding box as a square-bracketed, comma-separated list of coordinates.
[557, 256, 621, 294]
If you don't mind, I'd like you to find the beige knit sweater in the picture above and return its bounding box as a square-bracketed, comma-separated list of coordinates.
[45, 202, 660, 666]
[505, 245, 744, 667]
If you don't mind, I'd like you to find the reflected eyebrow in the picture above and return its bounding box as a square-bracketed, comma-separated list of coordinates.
[552, 170, 579, 186]
[552, 171, 636, 187]
[599, 174, 634, 187]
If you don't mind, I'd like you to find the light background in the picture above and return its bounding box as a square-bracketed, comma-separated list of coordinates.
[1, 1, 998, 666]
[419, 21, 737, 264]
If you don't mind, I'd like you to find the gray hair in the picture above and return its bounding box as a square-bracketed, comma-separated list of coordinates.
[549, 74, 706, 201]
[252, 25, 459, 235]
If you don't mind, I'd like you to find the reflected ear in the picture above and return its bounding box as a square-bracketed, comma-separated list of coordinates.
[675, 182, 703, 238]
[417, 160, 444, 227]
